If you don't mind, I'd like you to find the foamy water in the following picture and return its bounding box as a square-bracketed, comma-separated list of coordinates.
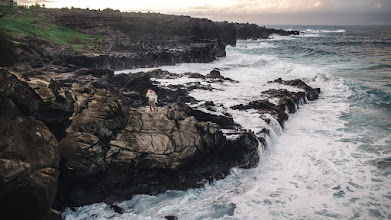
[64, 26, 391, 220]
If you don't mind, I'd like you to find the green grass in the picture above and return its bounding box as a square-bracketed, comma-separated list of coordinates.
[0, 6, 100, 51]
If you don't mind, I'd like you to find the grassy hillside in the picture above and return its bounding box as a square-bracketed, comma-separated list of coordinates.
[0, 6, 100, 50]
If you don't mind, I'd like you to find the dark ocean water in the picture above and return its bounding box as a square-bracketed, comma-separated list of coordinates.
[272, 25, 391, 161]
[272, 25, 391, 89]
[64, 25, 391, 219]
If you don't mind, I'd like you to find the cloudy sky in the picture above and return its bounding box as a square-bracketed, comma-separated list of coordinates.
[18, 0, 391, 25]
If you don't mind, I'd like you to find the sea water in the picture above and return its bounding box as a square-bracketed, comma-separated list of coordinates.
[64, 25, 391, 219]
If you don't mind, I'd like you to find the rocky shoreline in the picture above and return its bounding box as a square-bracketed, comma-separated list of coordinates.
[0, 67, 320, 219]
[0, 8, 312, 220]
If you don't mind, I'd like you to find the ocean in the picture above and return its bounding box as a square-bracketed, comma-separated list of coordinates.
[64, 25, 391, 219]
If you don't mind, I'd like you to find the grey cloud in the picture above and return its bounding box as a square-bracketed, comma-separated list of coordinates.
[180, 10, 391, 25]
[179, 0, 391, 25]
[187, 5, 214, 11]
[225, 0, 391, 14]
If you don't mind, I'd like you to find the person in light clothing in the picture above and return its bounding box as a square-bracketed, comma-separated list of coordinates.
[146, 89, 158, 112]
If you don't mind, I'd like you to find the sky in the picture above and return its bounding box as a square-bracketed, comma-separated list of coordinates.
[17, 0, 391, 25]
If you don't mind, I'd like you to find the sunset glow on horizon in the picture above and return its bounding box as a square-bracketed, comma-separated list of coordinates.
[16, 0, 391, 25]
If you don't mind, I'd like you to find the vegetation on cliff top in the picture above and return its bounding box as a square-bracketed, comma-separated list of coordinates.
[0, 5, 100, 50]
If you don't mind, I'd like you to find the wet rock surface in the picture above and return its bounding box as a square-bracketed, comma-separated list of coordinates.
[270, 78, 321, 101]
[0, 67, 258, 211]
[232, 79, 321, 128]
[52, 74, 259, 208]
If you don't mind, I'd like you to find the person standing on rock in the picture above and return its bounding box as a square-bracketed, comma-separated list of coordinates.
[146, 89, 158, 112]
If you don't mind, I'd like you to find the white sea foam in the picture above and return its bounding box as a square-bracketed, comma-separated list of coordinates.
[245, 41, 276, 49]
[305, 29, 346, 33]
[66, 34, 391, 220]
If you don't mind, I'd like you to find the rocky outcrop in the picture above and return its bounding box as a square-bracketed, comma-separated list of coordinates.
[35, 8, 298, 48]
[206, 68, 238, 83]
[0, 70, 61, 220]
[10, 33, 226, 72]
[234, 23, 300, 40]
[53, 73, 259, 208]
[34, 8, 237, 47]
[270, 78, 321, 101]
[231, 79, 320, 127]
[0, 68, 258, 210]
[66, 39, 226, 70]
[6, 9, 299, 73]
[0, 69, 74, 140]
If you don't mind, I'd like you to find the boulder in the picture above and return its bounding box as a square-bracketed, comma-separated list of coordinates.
[206, 69, 238, 83]
[0, 69, 74, 141]
[0, 98, 59, 220]
[54, 81, 258, 208]
[270, 78, 321, 101]
[207, 69, 224, 79]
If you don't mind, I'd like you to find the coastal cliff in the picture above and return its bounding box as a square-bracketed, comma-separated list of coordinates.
[0, 6, 307, 220]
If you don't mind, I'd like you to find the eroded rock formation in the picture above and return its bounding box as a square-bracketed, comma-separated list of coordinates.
[0, 68, 259, 213]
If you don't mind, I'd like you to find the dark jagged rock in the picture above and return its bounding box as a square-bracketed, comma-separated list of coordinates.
[231, 79, 320, 127]
[189, 108, 238, 129]
[234, 23, 300, 40]
[207, 69, 224, 79]
[110, 204, 124, 214]
[167, 82, 213, 92]
[0, 69, 74, 140]
[221, 131, 260, 168]
[270, 78, 321, 101]
[206, 69, 238, 83]
[232, 98, 289, 127]
[142, 69, 177, 79]
[10, 31, 226, 72]
[185, 82, 213, 91]
[200, 101, 218, 111]
[66, 39, 226, 70]
[165, 216, 179, 220]
[0, 69, 43, 115]
[185, 72, 205, 79]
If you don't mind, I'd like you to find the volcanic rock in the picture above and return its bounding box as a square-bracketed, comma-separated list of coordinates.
[0, 98, 59, 220]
